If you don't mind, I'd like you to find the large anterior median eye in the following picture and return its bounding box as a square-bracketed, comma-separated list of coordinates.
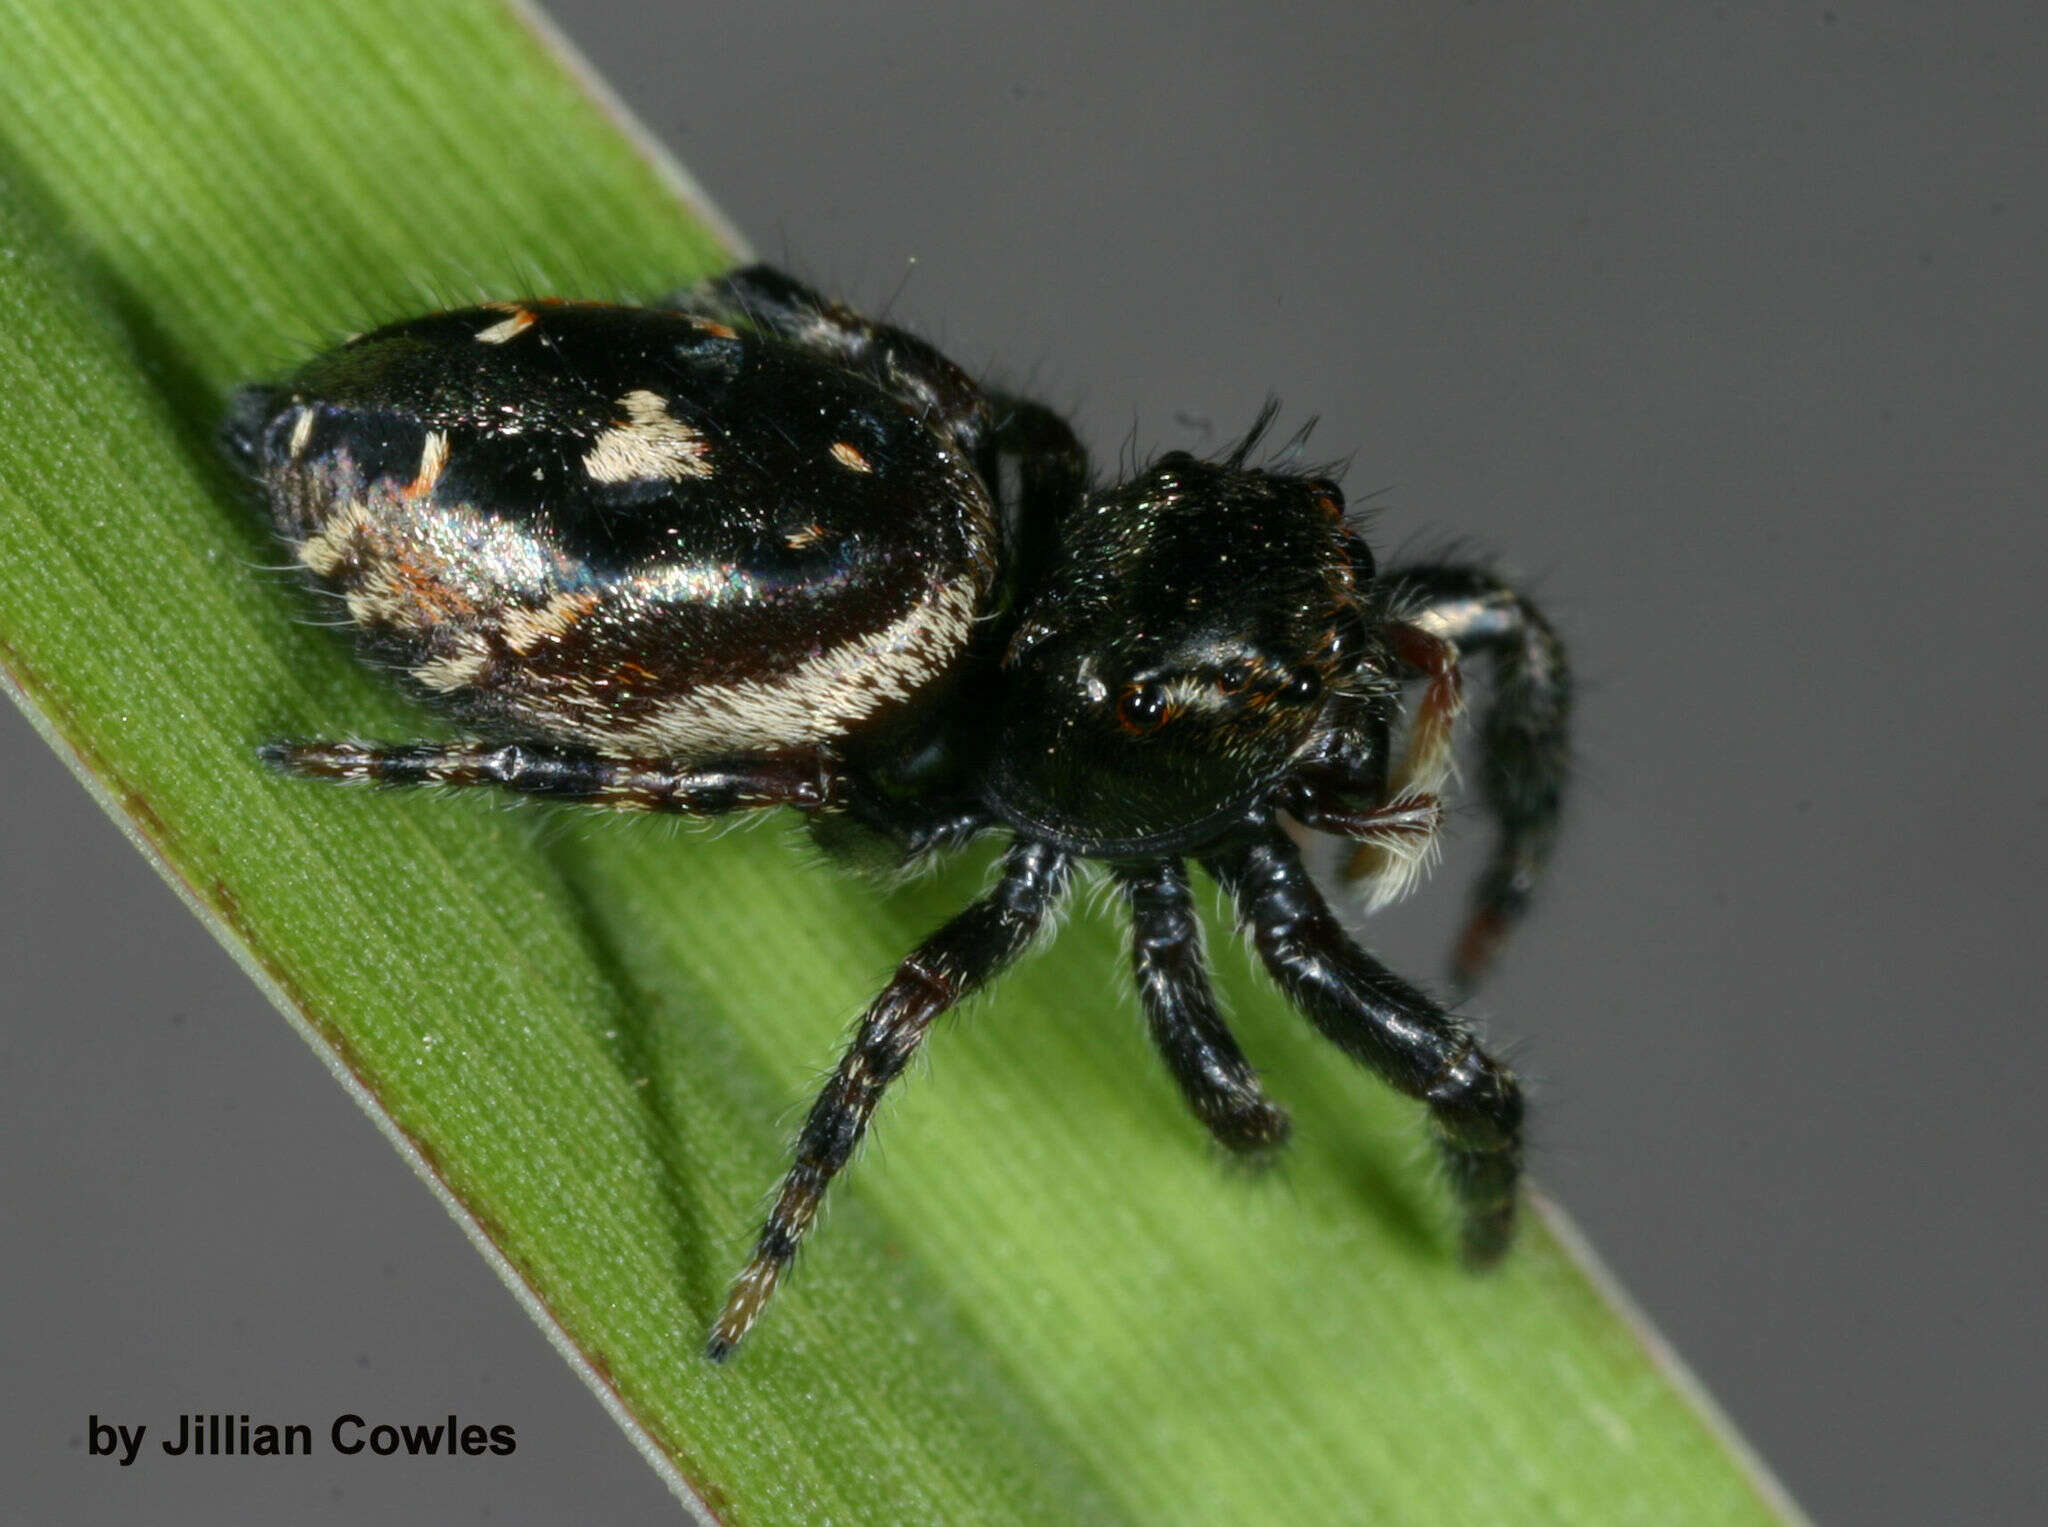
[1116, 680, 1170, 734]
[1281, 667, 1323, 705]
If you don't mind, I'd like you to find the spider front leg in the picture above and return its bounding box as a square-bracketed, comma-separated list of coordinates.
[1119, 860, 1290, 1154]
[1209, 828, 1522, 1265]
[709, 839, 1073, 1361]
[261, 740, 844, 814]
[1375, 563, 1572, 991]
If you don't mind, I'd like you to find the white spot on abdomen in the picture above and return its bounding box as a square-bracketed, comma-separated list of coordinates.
[475, 307, 536, 344]
[582, 390, 714, 484]
[412, 642, 491, 692]
[408, 429, 450, 497]
[297, 499, 375, 577]
[501, 590, 602, 654]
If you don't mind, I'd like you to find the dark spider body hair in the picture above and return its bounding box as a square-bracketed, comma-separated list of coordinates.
[224, 265, 1571, 1360]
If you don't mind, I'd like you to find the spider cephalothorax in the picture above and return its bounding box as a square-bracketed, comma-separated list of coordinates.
[985, 451, 1375, 853]
[226, 265, 1571, 1359]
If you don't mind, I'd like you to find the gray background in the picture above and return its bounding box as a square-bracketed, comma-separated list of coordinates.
[6, 3, 2043, 1522]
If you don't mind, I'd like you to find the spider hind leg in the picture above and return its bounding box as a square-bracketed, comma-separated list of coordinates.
[676, 263, 990, 447]
[261, 740, 845, 814]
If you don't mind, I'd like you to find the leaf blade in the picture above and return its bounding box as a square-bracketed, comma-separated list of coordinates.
[0, 3, 1804, 1522]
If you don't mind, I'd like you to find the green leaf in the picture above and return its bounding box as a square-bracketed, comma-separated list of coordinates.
[0, 2, 1803, 1521]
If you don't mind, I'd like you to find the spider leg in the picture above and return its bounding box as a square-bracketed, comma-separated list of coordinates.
[261, 740, 843, 814]
[1119, 860, 1290, 1153]
[709, 839, 1072, 1360]
[677, 264, 990, 446]
[1381, 563, 1572, 991]
[981, 391, 1089, 588]
[1208, 827, 1522, 1265]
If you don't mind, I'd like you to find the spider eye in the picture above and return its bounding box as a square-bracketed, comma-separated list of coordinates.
[1327, 604, 1368, 666]
[1281, 667, 1323, 705]
[1217, 662, 1254, 695]
[1116, 681, 1171, 734]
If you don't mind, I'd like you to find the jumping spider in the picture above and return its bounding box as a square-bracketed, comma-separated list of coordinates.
[224, 265, 1571, 1359]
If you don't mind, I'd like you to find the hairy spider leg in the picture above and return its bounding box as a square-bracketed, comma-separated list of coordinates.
[1208, 828, 1522, 1265]
[681, 264, 992, 448]
[980, 391, 1091, 585]
[1119, 860, 1290, 1153]
[1374, 564, 1572, 992]
[708, 839, 1073, 1360]
[982, 393, 1088, 516]
[686, 271, 1098, 594]
[682, 267, 1099, 645]
[260, 741, 845, 814]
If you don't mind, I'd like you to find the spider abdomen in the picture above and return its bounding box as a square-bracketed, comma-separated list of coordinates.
[227, 302, 1000, 757]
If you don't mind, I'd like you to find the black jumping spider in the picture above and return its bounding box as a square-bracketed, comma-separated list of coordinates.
[224, 265, 1570, 1359]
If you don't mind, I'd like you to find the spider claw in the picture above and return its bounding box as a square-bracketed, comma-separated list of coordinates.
[707, 1258, 781, 1363]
